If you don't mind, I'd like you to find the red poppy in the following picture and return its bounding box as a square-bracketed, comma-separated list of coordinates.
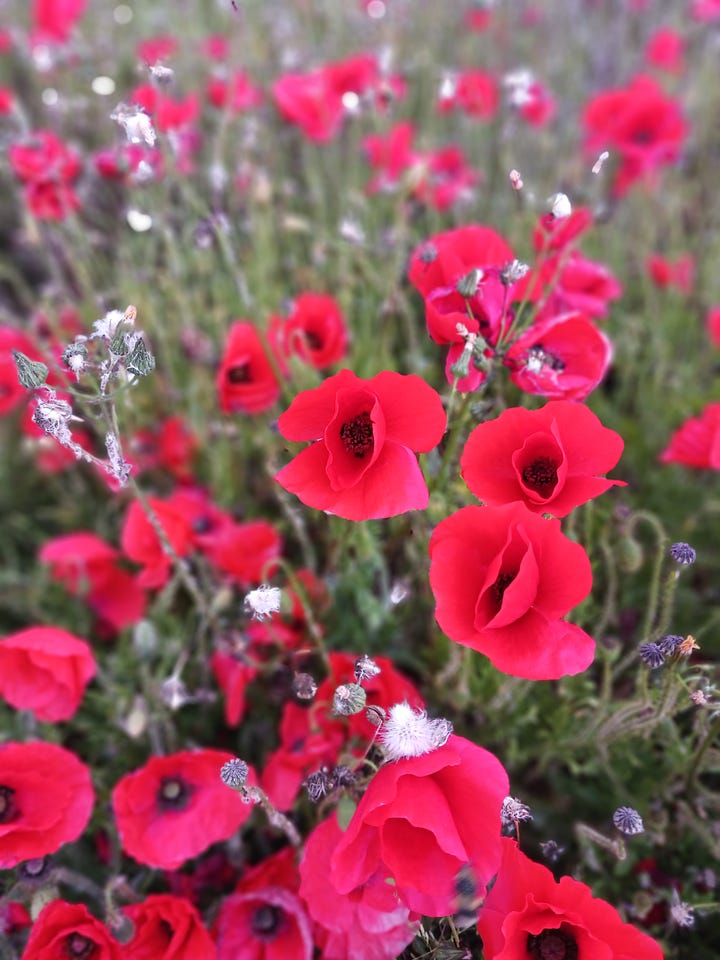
[429, 503, 595, 679]
[123, 894, 217, 960]
[330, 735, 508, 917]
[583, 74, 686, 196]
[206, 71, 263, 112]
[460, 400, 625, 517]
[516, 79, 557, 126]
[533, 251, 622, 320]
[112, 749, 256, 870]
[40, 532, 147, 633]
[478, 838, 663, 960]
[272, 69, 345, 142]
[437, 69, 499, 120]
[8, 130, 81, 219]
[300, 812, 419, 960]
[422, 143, 478, 211]
[281, 293, 349, 369]
[215, 887, 313, 960]
[275, 369, 445, 521]
[504, 311, 612, 401]
[217, 321, 281, 415]
[0, 900, 30, 936]
[0, 741, 94, 869]
[211, 652, 258, 728]
[660, 403, 720, 469]
[130, 415, 198, 482]
[20, 901, 122, 960]
[32, 0, 87, 45]
[136, 35, 178, 65]
[693, 0, 720, 19]
[646, 253, 695, 294]
[645, 28, 685, 75]
[130, 84, 199, 133]
[363, 121, 419, 194]
[120, 497, 194, 589]
[205, 519, 281, 585]
[0, 626, 96, 722]
[706, 307, 720, 348]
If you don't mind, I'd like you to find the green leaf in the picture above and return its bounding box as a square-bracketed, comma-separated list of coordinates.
[336, 794, 357, 831]
[13, 351, 48, 389]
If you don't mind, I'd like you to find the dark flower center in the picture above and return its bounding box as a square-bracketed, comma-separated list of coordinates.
[65, 933, 97, 958]
[227, 363, 251, 383]
[0, 787, 20, 824]
[340, 411, 374, 458]
[192, 514, 215, 533]
[527, 929, 579, 960]
[527, 343, 565, 373]
[304, 330, 323, 351]
[632, 127, 654, 144]
[251, 904, 283, 940]
[522, 456, 559, 495]
[493, 572, 515, 607]
[157, 776, 193, 812]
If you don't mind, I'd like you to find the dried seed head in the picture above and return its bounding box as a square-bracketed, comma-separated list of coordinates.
[638, 642, 665, 668]
[658, 634, 682, 656]
[612, 806, 644, 835]
[501, 259, 530, 285]
[62, 342, 89, 380]
[669, 890, 694, 929]
[160, 676, 189, 711]
[332, 683, 367, 716]
[501, 796, 533, 826]
[354, 655, 381, 684]
[380, 702, 453, 762]
[366, 704, 387, 727]
[305, 770, 332, 803]
[292, 672, 318, 701]
[220, 758, 249, 790]
[670, 542, 696, 565]
[540, 840, 565, 863]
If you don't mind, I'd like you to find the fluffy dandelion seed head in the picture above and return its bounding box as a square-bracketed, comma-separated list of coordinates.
[380, 702, 453, 762]
[243, 585, 282, 621]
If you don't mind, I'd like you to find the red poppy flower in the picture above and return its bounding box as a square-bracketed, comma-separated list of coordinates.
[517, 79, 557, 126]
[136, 35, 178, 65]
[660, 403, 720, 469]
[32, 0, 87, 45]
[217, 321, 281, 415]
[478, 838, 663, 960]
[646, 253, 695, 294]
[429, 503, 595, 679]
[693, 0, 720, 19]
[211, 652, 258, 728]
[205, 519, 281, 585]
[0, 626, 96, 722]
[21, 901, 122, 960]
[437, 69, 499, 120]
[275, 369, 445, 521]
[272, 69, 345, 142]
[504, 311, 612, 401]
[583, 74, 686, 196]
[120, 497, 194, 589]
[131, 84, 199, 132]
[8, 130, 81, 220]
[363, 121, 420, 194]
[112, 749, 256, 870]
[216, 888, 312, 960]
[206, 71, 263, 112]
[130, 415, 198, 482]
[645, 28, 685, 75]
[330, 735, 508, 917]
[0, 899, 30, 936]
[281, 293, 349, 369]
[300, 812, 419, 960]
[460, 400, 625, 517]
[535, 251, 622, 320]
[706, 307, 720, 348]
[0, 741, 94, 869]
[40, 532, 147, 633]
[123, 894, 217, 960]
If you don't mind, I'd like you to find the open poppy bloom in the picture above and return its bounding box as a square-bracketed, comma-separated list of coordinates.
[275, 369, 446, 521]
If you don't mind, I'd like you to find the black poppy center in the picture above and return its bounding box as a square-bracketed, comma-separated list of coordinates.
[66, 933, 97, 958]
[304, 330, 323, 351]
[157, 776, 193, 811]
[527, 929, 579, 960]
[632, 127, 654, 144]
[493, 572, 516, 608]
[340, 411, 374, 458]
[251, 904, 283, 940]
[227, 363, 251, 384]
[527, 343, 565, 373]
[0, 786, 20, 824]
[522, 456, 559, 495]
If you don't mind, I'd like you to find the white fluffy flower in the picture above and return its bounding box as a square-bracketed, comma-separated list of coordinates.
[548, 191, 572, 219]
[243, 585, 282, 621]
[379, 702, 453, 762]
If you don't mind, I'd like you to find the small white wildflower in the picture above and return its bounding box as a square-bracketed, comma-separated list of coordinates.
[341, 90, 360, 113]
[592, 150, 610, 175]
[339, 218, 366, 245]
[92, 309, 128, 341]
[112, 103, 156, 146]
[439, 71, 458, 102]
[389, 578, 410, 605]
[380, 702, 453, 762]
[669, 889, 695, 929]
[243, 585, 282, 621]
[690, 689, 709, 706]
[503, 68, 535, 107]
[548, 192, 572, 219]
[126, 209, 153, 232]
[149, 63, 174, 85]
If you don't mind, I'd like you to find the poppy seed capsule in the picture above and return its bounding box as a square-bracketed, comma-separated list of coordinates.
[332, 683, 366, 716]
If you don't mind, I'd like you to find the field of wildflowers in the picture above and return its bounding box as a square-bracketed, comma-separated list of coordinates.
[1, 0, 719, 957]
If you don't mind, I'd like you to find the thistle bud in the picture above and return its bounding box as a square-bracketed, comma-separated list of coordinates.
[456, 268, 483, 298]
[13, 351, 49, 390]
[332, 683, 367, 716]
[617, 534, 643, 573]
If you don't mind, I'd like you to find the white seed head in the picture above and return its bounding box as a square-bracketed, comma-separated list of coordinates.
[548, 192, 572, 219]
[380, 702, 453, 762]
[243, 585, 282, 621]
